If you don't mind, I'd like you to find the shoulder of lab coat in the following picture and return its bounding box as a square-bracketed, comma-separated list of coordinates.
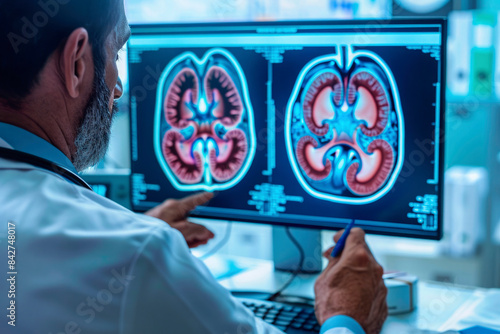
[0, 165, 281, 333]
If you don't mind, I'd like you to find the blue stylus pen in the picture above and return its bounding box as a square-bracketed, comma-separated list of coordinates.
[331, 220, 355, 257]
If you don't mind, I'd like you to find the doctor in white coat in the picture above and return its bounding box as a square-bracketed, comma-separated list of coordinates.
[0, 0, 387, 333]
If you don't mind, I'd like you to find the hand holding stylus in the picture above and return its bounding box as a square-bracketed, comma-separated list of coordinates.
[330, 220, 356, 257]
[315, 228, 388, 334]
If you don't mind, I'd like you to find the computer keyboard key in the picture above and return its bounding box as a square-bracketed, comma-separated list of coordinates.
[264, 315, 276, 322]
[296, 313, 309, 320]
[276, 325, 288, 331]
[302, 308, 315, 315]
[237, 297, 319, 333]
[303, 324, 314, 330]
[280, 311, 299, 318]
[267, 309, 279, 315]
[275, 320, 291, 327]
[278, 315, 295, 322]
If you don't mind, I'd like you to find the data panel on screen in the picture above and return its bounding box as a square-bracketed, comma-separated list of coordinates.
[128, 20, 445, 239]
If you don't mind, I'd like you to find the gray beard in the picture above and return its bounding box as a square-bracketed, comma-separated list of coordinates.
[72, 73, 116, 172]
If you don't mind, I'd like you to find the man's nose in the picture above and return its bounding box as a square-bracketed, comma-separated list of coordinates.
[114, 77, 124, 100]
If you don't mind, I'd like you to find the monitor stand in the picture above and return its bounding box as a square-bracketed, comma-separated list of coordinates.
[272, 226, 322, 273]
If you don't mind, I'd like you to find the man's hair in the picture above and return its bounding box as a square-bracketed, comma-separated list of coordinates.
[0, 0, 121, 107]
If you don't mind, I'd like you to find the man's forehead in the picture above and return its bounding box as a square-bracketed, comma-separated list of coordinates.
[117, 0, 130, 37]
[113, 14, 131, 48]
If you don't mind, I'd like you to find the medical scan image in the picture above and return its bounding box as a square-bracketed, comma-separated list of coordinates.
[285, 48, 404, 204]
[155, 49, 256, 192]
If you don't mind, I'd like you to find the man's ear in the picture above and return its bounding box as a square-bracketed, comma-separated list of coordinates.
[60, 28, 90, 99]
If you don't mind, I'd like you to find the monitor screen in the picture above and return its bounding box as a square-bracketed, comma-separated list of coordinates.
[128, 19, 446, 239]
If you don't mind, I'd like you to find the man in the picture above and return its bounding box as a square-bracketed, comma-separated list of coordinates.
[0, 1, 387, 333]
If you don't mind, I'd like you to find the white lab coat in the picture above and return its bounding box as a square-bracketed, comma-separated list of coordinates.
[0, 131, 356, 334]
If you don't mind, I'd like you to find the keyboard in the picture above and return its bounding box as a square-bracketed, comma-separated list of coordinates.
[239, 298, 320, 333]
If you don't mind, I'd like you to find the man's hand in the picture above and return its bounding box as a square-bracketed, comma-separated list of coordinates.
[145, 192, 215, 248]
[314, 228, 387, 334]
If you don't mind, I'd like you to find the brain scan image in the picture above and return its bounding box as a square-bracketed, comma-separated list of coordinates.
[285, 47, 404, 204]
[154, 49, 256, 191]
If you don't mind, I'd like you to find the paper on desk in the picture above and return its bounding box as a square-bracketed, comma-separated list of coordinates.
[450, 289, 500, 331]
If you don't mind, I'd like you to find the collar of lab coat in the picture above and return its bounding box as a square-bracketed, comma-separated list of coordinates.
[0, 122, 77, 173]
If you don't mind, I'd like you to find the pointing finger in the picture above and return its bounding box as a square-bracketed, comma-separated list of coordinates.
[180, 192, 214, 211]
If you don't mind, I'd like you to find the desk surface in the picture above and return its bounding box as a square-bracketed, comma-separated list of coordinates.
[202, 255, 499, 334]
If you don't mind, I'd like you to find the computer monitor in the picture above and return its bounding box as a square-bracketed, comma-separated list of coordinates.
[127, 19, 446, 240]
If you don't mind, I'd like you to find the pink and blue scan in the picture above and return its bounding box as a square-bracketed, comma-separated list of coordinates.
[285, 46, 405, 204]
[154, 49, 256, 191]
